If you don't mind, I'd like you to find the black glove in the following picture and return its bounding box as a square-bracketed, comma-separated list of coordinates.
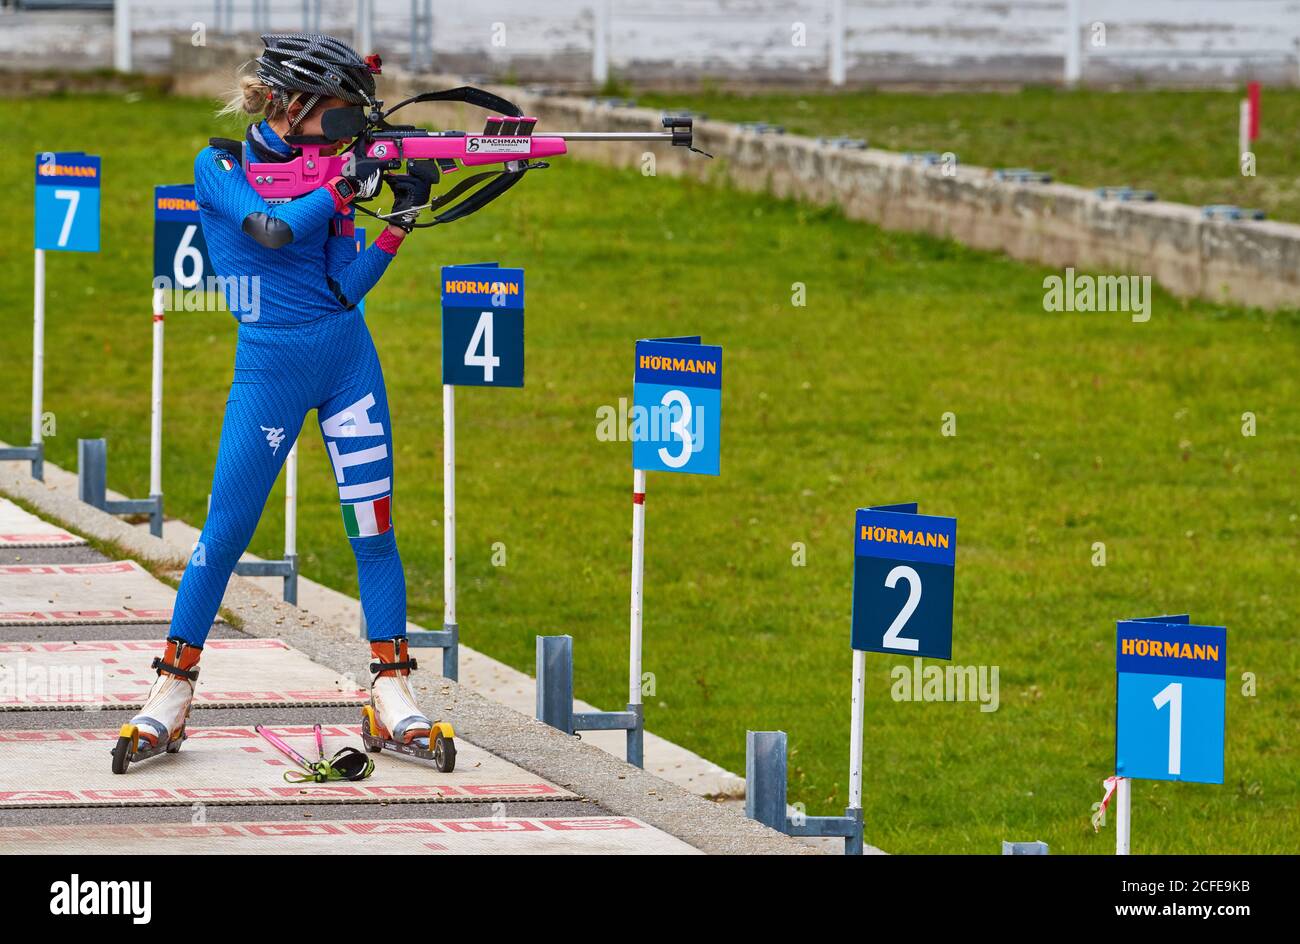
[385, 171, 434, 232]
[345, 158, 386, 202]
[324, 158, 384, 207]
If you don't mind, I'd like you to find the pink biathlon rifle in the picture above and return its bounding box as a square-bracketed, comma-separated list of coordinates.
[244, 86, 709, 228]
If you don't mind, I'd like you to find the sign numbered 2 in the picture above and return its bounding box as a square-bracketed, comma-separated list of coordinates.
[850, 504, 956, 659]
[1116, 616, 1226, 784]
[441, 263, 524, 387]
[35, 152, 100, 253]
[153, 184, 211, 287]
[631, 337, 722, 476]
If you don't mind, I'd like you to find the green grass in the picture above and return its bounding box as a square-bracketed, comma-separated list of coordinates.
[634, 85, 1300, 221]
[1, 92, 1297, 853]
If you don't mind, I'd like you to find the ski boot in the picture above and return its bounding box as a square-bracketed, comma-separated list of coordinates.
[360, 637, 456, 772]
[111, 637, 201, 774]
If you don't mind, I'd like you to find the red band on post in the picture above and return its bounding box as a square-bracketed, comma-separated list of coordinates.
[632, 492, 645, 504]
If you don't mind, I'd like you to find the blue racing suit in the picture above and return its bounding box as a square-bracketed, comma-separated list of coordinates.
[169, 121, 407, 645]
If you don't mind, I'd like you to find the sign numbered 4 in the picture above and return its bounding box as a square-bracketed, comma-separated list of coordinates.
[1116, 616, 1226, 784]
[35, 152, 101, 253]
[632, 337, 722, 476]
[441, 263, 524, 387]
[850, 503, 956, 659]
[153, 184, 211, 287]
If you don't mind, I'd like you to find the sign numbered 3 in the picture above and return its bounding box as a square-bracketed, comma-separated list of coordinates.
[153, 184, 211, 287]
[850, 503, 956, 659]
[631, 337, 722, 476]
[35, 152, 101, 253]
[1116, 616, 1226, 785]
[441, 263, 524, 387]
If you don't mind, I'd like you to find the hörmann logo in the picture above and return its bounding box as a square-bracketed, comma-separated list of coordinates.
[860, 525, 950, 549]
[38, 164, 98, 179]
[1120, 637, 1221, 663]
[156, 196, 199, 213]
[638, 355, 718, 375]
[443, 279, 520, 295]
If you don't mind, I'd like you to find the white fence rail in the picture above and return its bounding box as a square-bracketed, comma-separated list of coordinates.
[86, 1, 1300, 86]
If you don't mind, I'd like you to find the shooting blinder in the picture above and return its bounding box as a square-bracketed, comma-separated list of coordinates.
[321, 105, 368, 141]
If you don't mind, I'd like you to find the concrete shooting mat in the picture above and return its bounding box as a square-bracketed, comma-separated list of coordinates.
[0, 639, 368, 710]
[0, 498, 87, 548]
[0, 561, 171, 625]
[0, 816, 700, 855]
[0, 725, 575, 809]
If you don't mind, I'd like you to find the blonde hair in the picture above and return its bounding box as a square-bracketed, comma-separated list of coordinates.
[218, 70, 290, 120]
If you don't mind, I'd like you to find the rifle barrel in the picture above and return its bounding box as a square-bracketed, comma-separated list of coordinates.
[549, 131, 678, 142]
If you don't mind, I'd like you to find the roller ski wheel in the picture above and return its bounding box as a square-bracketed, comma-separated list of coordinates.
[360, 705, 456, 773]
[110, 722, 186, 775]
[360, 705, 384, 754]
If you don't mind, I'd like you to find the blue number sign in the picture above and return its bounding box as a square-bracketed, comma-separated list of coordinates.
[631, 337, 722, 476]
[441, 263, 524, 387]
[850, 503, 956, 659]
[35, 152, 100, 253]
[1116, 616, 1225, 784]
[153, 184, 211, 287]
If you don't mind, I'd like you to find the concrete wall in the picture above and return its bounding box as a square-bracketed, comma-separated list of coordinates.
[171, 42, 1300, 310]
[6, 1, 1300, 86]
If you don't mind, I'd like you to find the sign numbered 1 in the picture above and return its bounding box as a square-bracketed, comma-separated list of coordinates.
[153, 184, 211, 288]
[850, 503, 956, 659]
[35, 152, 100, 253]
[441, 263, 524, 387]
[1116, 616, 1226, 784]
[632, 337, 722, 476]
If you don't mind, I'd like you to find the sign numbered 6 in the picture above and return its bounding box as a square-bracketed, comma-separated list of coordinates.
[1116, 616, 1226, 784]
[632, 337, 722, 476]
[441, 263, 524, 387]
[850, 504, 956, 659]
[153, 184, 211, 288]
[35, 152, 101, 253]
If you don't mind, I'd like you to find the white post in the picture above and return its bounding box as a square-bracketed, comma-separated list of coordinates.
[828, 0, 846, 87]
[443, 383, 456, 629]
[848, 648, 866, 807]
[1063, 0, 1081, 86]
[284, 440, 298, 558]
[356, 0, 373, 54]
[593, 0, 611, 86]
[1115, 777, 1131, 855]
[114, 0, 132, 73]
[149, 287, 165, 502]
[30, 250, 46, 450]
[629, 468, 647, 706]
[1239, 98, 1252, 169]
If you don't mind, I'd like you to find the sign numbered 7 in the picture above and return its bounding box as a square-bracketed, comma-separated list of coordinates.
[441, 263, 524, 387]
[851, 503, 956, 659]
[35, 152, 101, 253]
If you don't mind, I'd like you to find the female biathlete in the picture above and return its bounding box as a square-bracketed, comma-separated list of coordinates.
[111, 35, 439, 772]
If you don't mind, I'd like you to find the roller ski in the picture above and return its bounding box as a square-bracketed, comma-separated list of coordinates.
[360, 637, 456, 772]
[111, 637, 201, 774]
